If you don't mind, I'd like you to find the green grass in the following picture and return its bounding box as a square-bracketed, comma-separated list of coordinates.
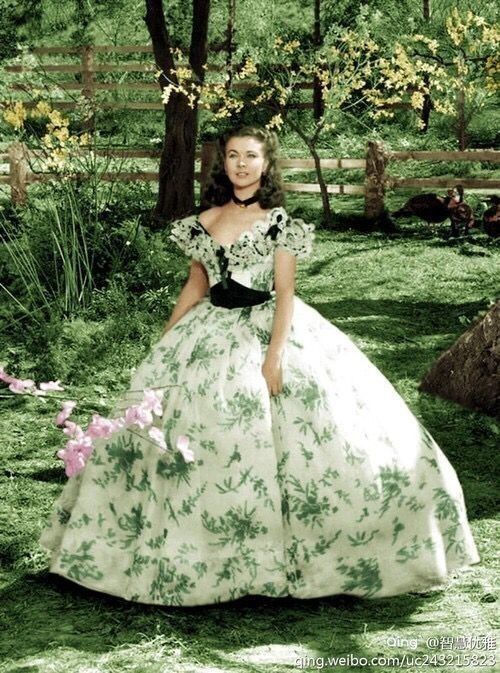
[0, 218, 499, 673]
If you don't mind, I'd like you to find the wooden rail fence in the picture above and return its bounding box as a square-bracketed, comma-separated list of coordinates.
[3, 44, 319, 116]
[0, 141, 499, 216]
[3, 43, 416, 120]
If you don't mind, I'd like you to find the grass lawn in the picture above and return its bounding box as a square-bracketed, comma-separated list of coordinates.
[0, 212, 499, 672]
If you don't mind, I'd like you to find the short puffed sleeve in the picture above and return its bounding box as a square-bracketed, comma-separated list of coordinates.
[275, 214, 315, 259]
[168, 215, 200, 257]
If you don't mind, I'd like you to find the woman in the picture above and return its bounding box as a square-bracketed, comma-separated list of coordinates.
[39, 126, 480, 607]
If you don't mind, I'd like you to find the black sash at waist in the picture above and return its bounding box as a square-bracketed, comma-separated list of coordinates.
[210, 277, 272, 308]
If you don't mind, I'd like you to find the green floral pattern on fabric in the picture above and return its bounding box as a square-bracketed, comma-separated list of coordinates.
[38, 208, 479, 606]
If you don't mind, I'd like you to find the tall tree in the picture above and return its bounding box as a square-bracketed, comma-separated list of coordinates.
[420, 0, 432, 133]
[225, 0, 236, 89]
[145, 0, 211, 225]
[312, 0, 324, 119]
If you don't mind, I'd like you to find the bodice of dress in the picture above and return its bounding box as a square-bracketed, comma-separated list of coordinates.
[169, 206, 315, 299]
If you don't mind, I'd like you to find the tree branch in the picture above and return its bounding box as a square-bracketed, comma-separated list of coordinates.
[190, 0, 211, 83]
[144, 0, 177, 89]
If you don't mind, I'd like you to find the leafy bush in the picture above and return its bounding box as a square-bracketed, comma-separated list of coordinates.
[0, 177, 188, 334]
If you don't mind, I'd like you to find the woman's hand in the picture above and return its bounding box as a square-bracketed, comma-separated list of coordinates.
[262, 352, 283, 396]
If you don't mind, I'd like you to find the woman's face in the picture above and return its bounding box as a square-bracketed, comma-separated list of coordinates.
[224, 135, 268, 191]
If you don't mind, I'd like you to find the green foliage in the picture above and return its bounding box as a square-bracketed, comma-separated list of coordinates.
[0, 213, 498, 670]
[0, 0, 42, 60]
[0, 176, 190, 340]
[466, 104, 500, 148]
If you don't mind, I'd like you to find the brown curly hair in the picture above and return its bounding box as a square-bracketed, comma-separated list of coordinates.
[200, 126, 286, 210]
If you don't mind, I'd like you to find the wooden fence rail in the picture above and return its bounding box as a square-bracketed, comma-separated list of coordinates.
[3, 44, 317, 115]
[1, 141, 499, 217]
[2, 44, 410, 116]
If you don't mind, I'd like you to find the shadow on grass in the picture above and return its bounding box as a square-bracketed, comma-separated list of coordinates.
[412, 405, 499, 522]
[1, 570, 448, 671]
[310, 224, 449, 251]
[305, 298, 498, 522]
[27, 467, 67, 483]
[311, 298, 487, 339]
[2, 467, 67, 484]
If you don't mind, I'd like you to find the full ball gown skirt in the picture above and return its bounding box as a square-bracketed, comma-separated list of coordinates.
[38, 207, 480, 606]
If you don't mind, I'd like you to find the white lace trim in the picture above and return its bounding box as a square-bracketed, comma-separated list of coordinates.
[169, 206, 315, 276]
[275, 214, 316, 259]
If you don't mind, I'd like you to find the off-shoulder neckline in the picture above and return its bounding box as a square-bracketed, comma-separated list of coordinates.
[194, 206, 284, 250]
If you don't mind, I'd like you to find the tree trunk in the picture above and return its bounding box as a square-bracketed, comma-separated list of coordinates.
[155, 99, 200, 225]
[419, 302, 500, 418]
[145, 0, 211, 226]
[312, 0, 324, 120]
[309, 142, 333, 225]
[420, 73, 432, 133]
[420, 1, 431, 132]
[226, 0, 236, 89]
[456, 88, 468, 151]
[265, 9, 330, 216]
[199, 141, 217, 210]
[282, 115, 333, 225]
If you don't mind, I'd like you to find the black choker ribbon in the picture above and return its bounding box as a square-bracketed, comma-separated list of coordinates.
[232, 192, 260, 208]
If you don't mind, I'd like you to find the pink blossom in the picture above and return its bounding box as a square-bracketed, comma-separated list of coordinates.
[8, 378, 36, 394]
[148, 426, 168, 452]
[0, 368, 65, 396]
[50, 386, 184, 478]
[67, 436, 93, 460]
[57, 425, 99, 477]
[0, 367, 17, 384]
[0, 367, 37, 394]
[62, 421, 84, 439]
[124, 405, 139, 426]
[56, 400, 77, 426]
[177, 435, 195, 463]
[39, 380, 64, 392]
[124, 404, 153, 429]
[57, 447, 86, 478]
[86, 414, 118, 440]
[142, 388, 164, 417]
[110, 417, 125, 432]
[33, 380, 66, 396]
[135, 405, 153, 428]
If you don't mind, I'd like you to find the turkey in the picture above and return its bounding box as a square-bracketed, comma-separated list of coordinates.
[391, 191, 452, 224]
[483, 195, 500, 238]
[392, 185, 474, 237]
[446, 185, 475, 237]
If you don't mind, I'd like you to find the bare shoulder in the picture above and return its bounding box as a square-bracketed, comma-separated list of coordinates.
[198, 206, 222, 229]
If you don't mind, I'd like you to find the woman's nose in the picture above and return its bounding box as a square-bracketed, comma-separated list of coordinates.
[237, 158, 246, 166]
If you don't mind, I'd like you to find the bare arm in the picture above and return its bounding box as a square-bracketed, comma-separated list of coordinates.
[262, 249, 296, 396]
[266, 248, 296, 360]
[162, 260, 209, 335]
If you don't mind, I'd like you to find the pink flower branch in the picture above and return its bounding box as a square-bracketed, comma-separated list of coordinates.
[0, 366, 194, 478]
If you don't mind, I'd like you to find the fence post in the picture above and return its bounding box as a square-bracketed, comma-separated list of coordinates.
[9, 142, 29, 205]
[81, 45, 95, 132]
[199, 141, 216, 207]
[364, 140, 388, 220]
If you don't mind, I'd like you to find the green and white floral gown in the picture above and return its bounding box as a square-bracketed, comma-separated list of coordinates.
[39, 206, 480, 606]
